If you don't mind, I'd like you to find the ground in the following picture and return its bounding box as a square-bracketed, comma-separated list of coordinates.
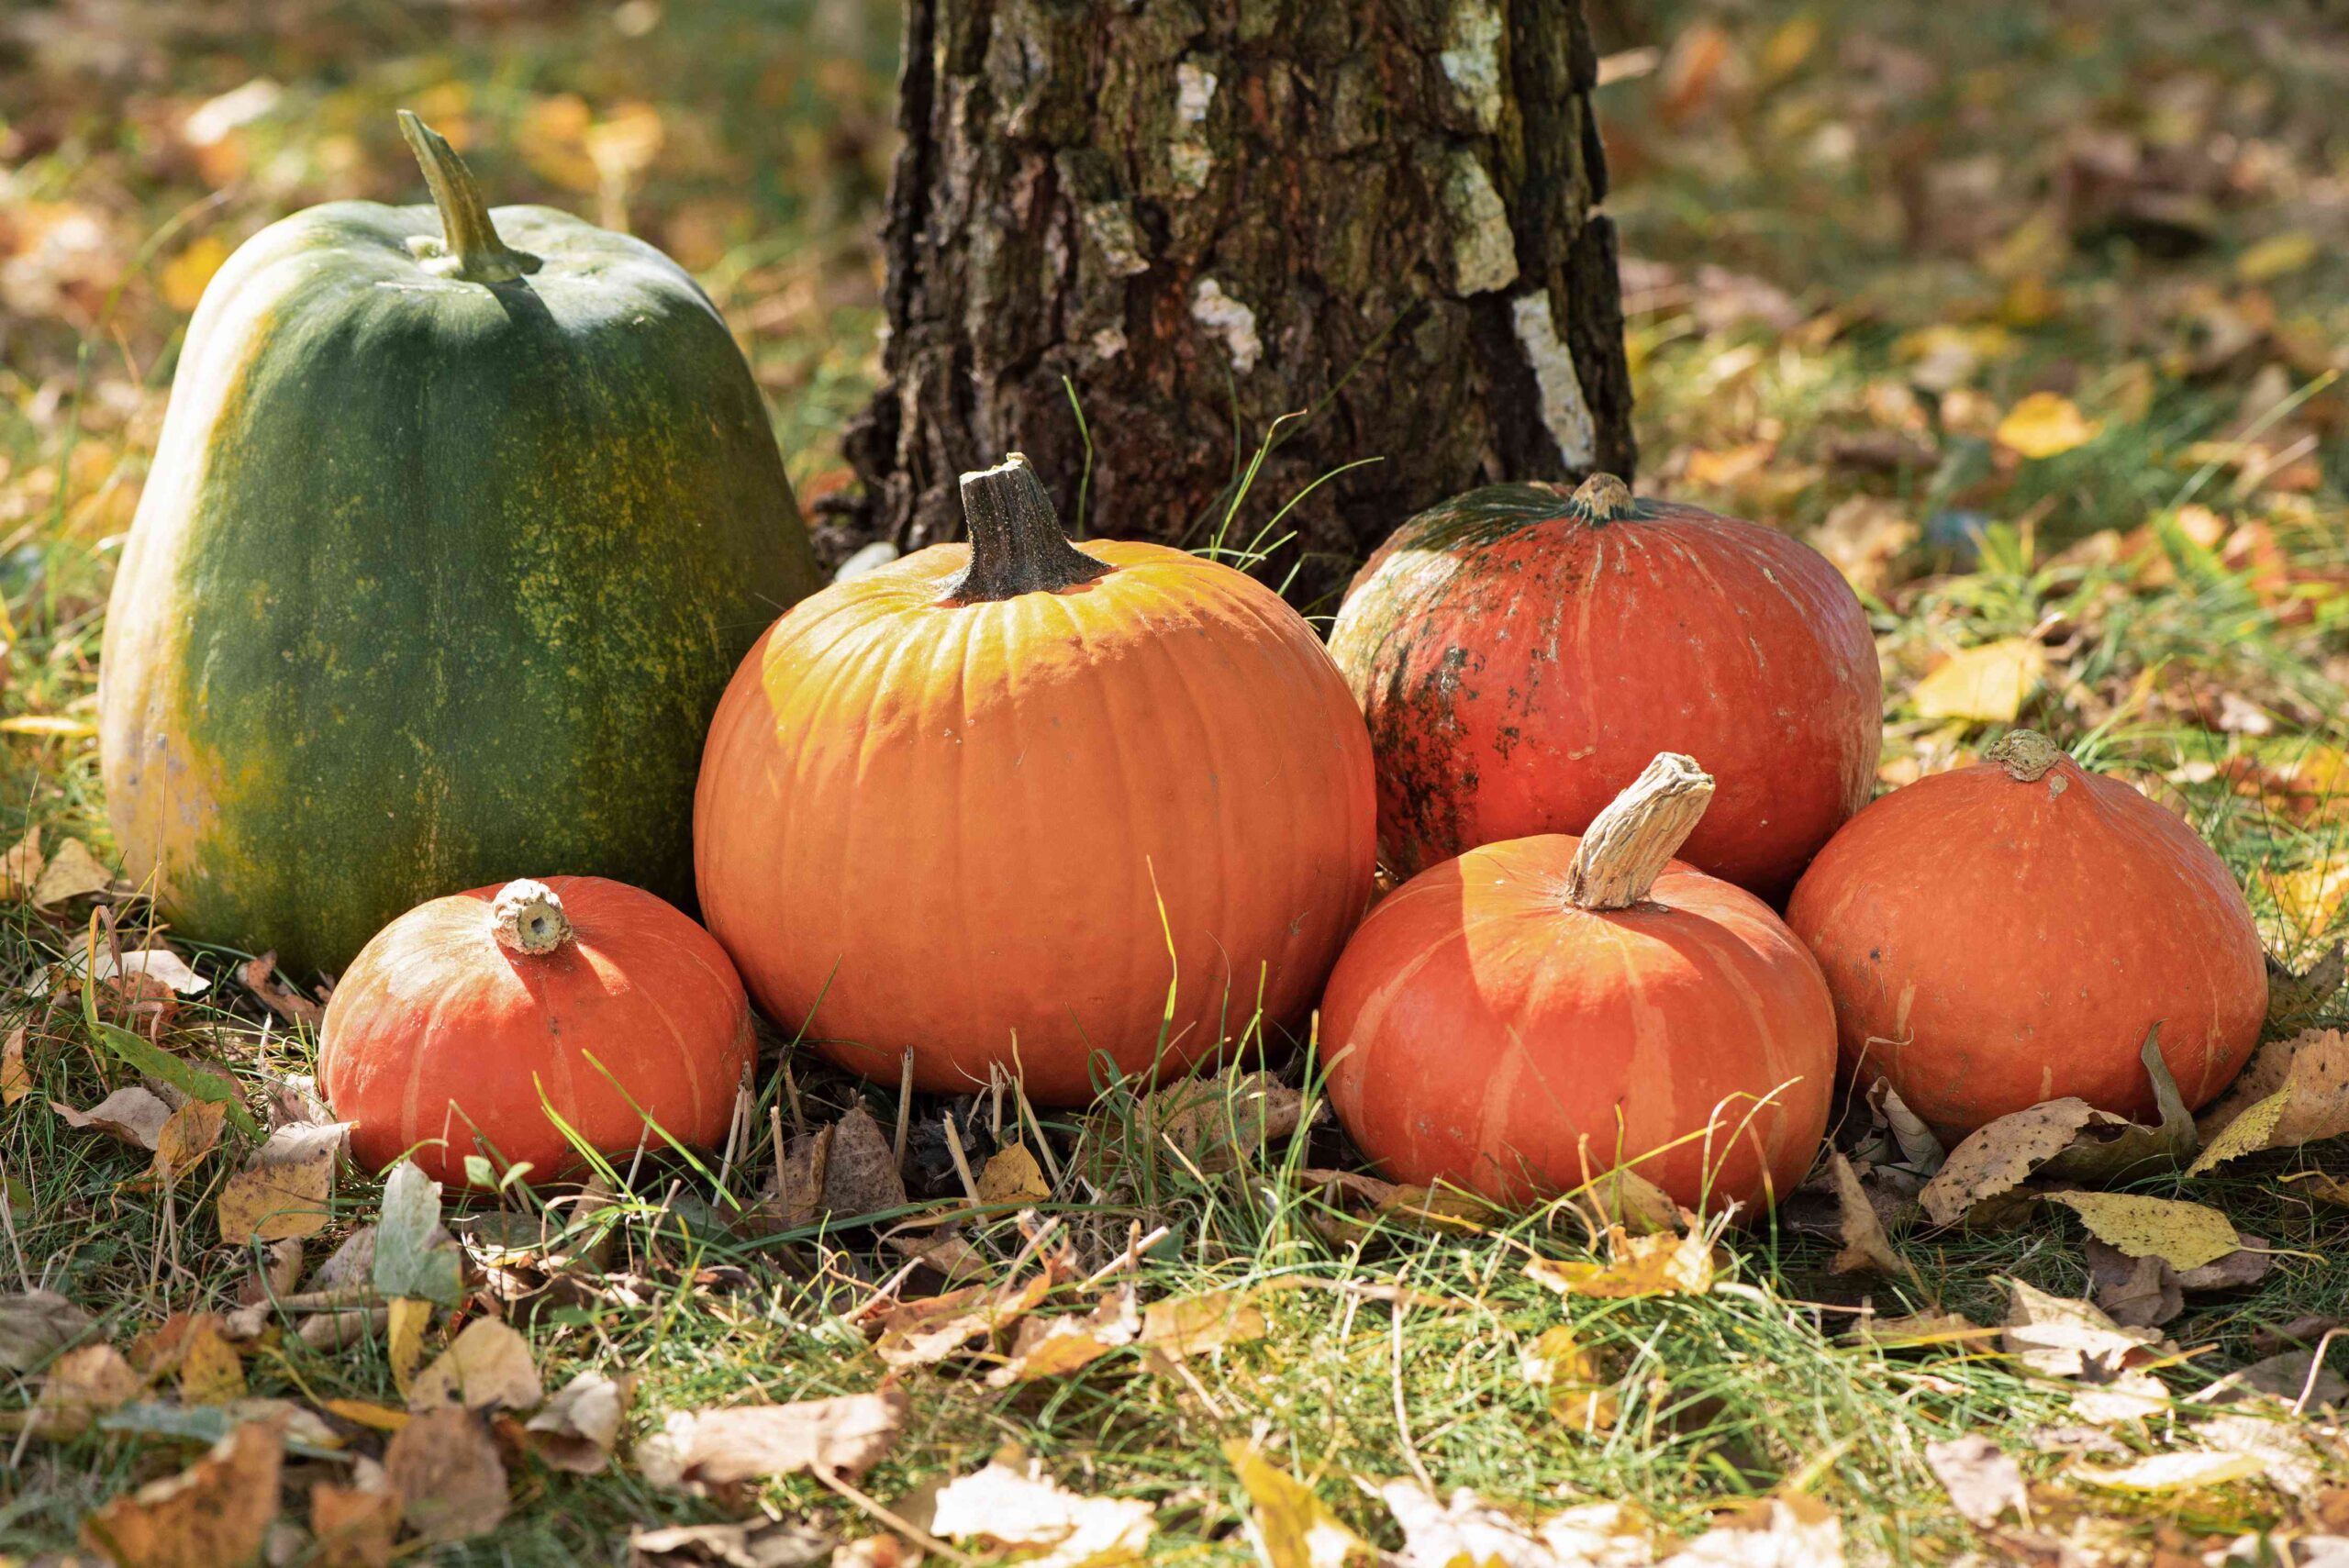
[5, 1, 2349, 1563]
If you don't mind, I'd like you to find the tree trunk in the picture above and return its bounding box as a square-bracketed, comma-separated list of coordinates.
[832, 0, 1635, 606]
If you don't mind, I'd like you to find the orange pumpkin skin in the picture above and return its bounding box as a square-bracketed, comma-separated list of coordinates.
[1328, 477, 1880, 899]
[694, 462, 1376, 1105]
[1784, 736, 2267, 1137]
[319, 877, 753, 1186]
[1320, 834, 1837, 1211]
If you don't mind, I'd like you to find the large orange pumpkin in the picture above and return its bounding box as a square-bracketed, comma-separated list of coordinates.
[319, 876, 754, 1185]
[1321, 754, 1836, 1211]
[1328, 474, 1881, 899]
[1786, 730, 2266, 1137]
[695, 454, 1376, 1105]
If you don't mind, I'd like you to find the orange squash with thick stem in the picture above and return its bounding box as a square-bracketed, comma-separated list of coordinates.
[1328, 474, 1880, 900]
[1786, 730, 2267, 1137]
[694, 453, 1376, 1106]
[1321, 754, 1836, 1212]
[319, 876, 754, 1186]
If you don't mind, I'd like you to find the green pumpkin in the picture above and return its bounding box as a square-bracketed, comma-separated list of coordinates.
[99, 115, 818, 975]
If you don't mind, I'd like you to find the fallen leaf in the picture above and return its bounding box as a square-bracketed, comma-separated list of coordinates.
[2000, 1281, 2171, 1421]
[2084, 1240, 2182, 1329]
[1850, 1309, 1994, 1351]
[1535, 1501, 1655, 1565]
[2199, 1409, 2326, 1498]
[1997, 391, 2102, 459]
[373, 1161, 463, 1306]
[309, 1478, 401, 1568]
[2045, 1191, 2242, 1271]
[819, 1103, 908, 1218]
[987, 1283, 1140, 1386]
[931, 1459, 1156, 1564]
[1574, 1146, 1683, 1236]
[2072, 1450, 2265, 1492]
[148, 1099, 228, 1187]
[239, 1238, 306, 1309]
[67, 941, 211, 996]
[55, 1085, 173, 1150]
[309, 1227, 378, 1294]
[0, 825, 44, 898]
[1912, 638, 2047, 723]
[386, 1298, 431, 1395]
[874, 1264, 1059, 1370]
[2199, 1348, 2346, 1408]
[2176, 1236, 2274, 1292]
[1869, 1082, 1946, 1174]
[176, 1318, 246, 1406]
[976, 1142, 1051, 1205]
[217, 1122, 341, 1243]
[2238, 231, 2318, 284]
[382, 1407, 508, 1544]
[0, 1289, 95, 1371]
[637, 1390, 908, 1489]
[1137, 1288, 1269, 1359]
[37, 1342, 145, 1437]
[885, 1228, 991, 1284]
[1519, 1324, 1620, 1433]
[525, 1370, 634, 1473]
[78, 1417, 284, 1568]
[1925, 1435, 2027, 1527]
[1827, 1154, 1913, 1280]
[628, 1520, 837, 1568]
[1919, 1099, 2103, 1226]
[1378, 1481, 1598, 1568]
[2264, 946, 2343, 1039]
[320, 1398, 412, 1433]
[32, 837, 113, 906]
[406, 1318, 542, 1413]
[1658, 1496, 1843, 1567]
[1141, 1072, 1308, 1174]
[1528, 1228, 1716, 1299]
[239, 954, 322, 1029]
[1224, 1440, 1376, 1568]
[0, 1027, 26, 1105]
[2037, 1028, 2199, 1183]
[2192, 1028, 2349, 1171]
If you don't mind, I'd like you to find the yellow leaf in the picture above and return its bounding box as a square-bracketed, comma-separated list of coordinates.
[1912, 639, 2047, 723]
[2238, 232, 2318, 284]
[1223, 1441, 1375, 1568]
[975, 1142, 1050, 1205]
[31, 837, 112, 906]
[2044, 1192, 2241, 1272]
[406, 1319, 541, 1413]
[1519, 1325, 1619, 1433]
[0, 715, 96, 738]
[1527, 1227, 1715, 1299]
[387, 1299, 432, 1396]
[150, 1099, 228, 1187]
[2193, 1028, 2349, 1167]
[1, 1027, 27, 1106]
[320, 1398, 412, 1433]
[0, 827, 40, 899]
[2188, 1089, 2289, 1175]
[2073, 1451, 2266, 1493]
[1760, 13, 1820, 77]
[1138, 1289, 1268, 1359]
[160, 234, 230, 313]
[176, 1318, 246, 1405]
[78, 1418, 282, 1566]
[217, 1125, 339, 1242]
[1996, 392, 2102, 459]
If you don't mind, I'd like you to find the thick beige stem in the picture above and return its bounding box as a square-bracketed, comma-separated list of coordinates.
[1564, 753, 1716, 910]
[491, 879, 572, 955]
[1984, 729, 2065, 782]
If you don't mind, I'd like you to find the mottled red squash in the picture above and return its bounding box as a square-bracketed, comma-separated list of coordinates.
[1785, 730, 2267, 1137]
[1328, 473, 1881, 899]
[1322, 754, 1837, 1212]
[319, 876, 754, 1186]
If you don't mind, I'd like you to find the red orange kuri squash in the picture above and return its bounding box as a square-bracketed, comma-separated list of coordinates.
[1785, 730, 2267, 1137]
[1328, 474, 1881, 899]
[319, 876, 754, 1185]
[694, 454, 1376, 1105]
[1322, 753, 1837, 1211]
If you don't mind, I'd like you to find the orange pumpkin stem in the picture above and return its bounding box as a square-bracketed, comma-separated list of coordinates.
[948, 453, 1112, 603]
[490, 879, 573, 955]
[397, 110, 540, 285]
[1564, 753, 1716, 910]
[1565, 472, 1637, 525]
[1985, 728, 2065, 782]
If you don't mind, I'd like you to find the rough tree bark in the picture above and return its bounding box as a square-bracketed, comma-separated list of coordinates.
[832, 0, 1634, 604]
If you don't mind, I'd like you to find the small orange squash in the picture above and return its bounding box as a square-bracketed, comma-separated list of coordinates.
[694, 454, 1376, 1105]
[319, 876, 754, 1185]
[1786, 730, 2266, 1137]
[1321, 754, 1836, 1211]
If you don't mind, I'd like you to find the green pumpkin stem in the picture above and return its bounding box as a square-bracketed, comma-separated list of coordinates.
[491, 879, 572, 956]
[396, 111, 541, 286]
[948, 453, 1111, 603]
[1564, 752, 1715, 910]
[1565, 473, 1637, 525]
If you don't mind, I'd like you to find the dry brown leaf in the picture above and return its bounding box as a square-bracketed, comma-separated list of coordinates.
[1850, 1309, 1993, 1351]
[1, 825, 44, 899]
[147, 1099, 228, 1188]
[2176, 1237, 2275, 1292]
[383, 1406, 508, 1544]
[55, 1085, 173, 1150]
[2045, 1191, 2241, 1271]
[976, 1141, 1051, 1204]
[406, 1318, 542, 1413]
[33, 837, 113, 906]
[217, 1122, 342, 1242]
[524, 1370, 634, 1474]
[37, 1341, 144, 1437]
[78, 1417, 284, 1568]
[2001, 1279, 2169, 1379]
[2084, 1240, 2182, 1329]
[1827, 1153, 1913, 1280]
[1519, 1324, 1620, 1434]
[309, 1478, 401, 1568]
[820, 1103, 907, 1218]
[1378, 1481, 1600, 1568]
[628, 1519, 838, 1568]
[2072, 1450, 2265, 1492]
[1573, 1145, 1683, 1236]
[1, 1027, 28, 1106]
[986, 1282, 1140, 1386]
[2199, 1348, 2346, 1408]
[1528, 1228, 1716, 1299]
[1919, 1099, 2102, 1226]
[1137, 1288, 1269, 1359]
[874, 1264, 1058, 1370]
[0, 1289, 96, 1371]
[931, 1458, 1156, 1563]
[884, 1228, 990, 1284]
[1658, 1496, 1843, 1567]
[238, 1239, 306, 1309]
[239, 953, 323, 1029]
[177, 1317, 246, 1406]
[2193, 1028, 2349, 1171]
[1141, 1072, 1308, 1174]
[2198, 1410, 2326, 1499]
[636, 1390, 908, 1489]
[1924, 1435, 2027, 1527]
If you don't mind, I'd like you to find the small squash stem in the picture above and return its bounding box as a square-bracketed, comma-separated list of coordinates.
[1564, 753, 1715, 910]
[396, 110, 541, 285]
[1985, 728, 2066, 782]
[491, 879, 573, 955]
[948, 453, 1111, 603]
[1564, 472, 1638, 525]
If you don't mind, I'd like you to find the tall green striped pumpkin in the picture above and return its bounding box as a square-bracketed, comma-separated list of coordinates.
[99, 115, 817, 975]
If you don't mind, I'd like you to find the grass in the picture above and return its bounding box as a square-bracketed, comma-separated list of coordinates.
[7, 0, 2349, 1562]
